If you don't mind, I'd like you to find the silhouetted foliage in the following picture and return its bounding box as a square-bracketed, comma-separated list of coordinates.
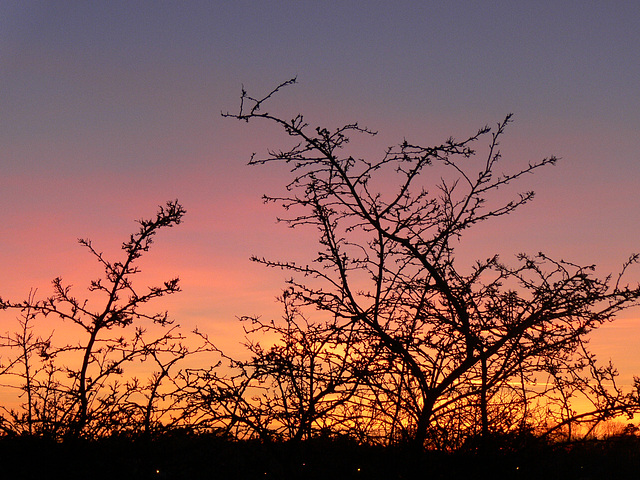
[221, 78, 640, 448]
[1, 431, 640, 479]
[0, 200, 211, 439]
[1, 81, 640, 467]
[179, 291, 372, 441]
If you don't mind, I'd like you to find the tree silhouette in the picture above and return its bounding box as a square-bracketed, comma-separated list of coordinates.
[0, 200, 200, 439]
[1, 82, 638, 454]
[181, 290, 371, 441]
[223, 79, 640, 448]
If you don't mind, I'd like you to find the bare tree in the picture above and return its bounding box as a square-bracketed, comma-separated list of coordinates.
[223, 79, 640, 448]
[0, 290, 54, 435]
[180, 291, 370, 441]
[0, 200, 194, 439]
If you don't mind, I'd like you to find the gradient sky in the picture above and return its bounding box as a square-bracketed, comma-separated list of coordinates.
[1, 2, 640, 379]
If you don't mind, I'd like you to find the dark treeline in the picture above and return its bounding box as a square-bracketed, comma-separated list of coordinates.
[2, 431, 640, 479]
[1, 80, 640, 475]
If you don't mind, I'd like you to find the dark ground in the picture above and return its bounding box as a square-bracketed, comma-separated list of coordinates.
[1, 433, 639, 480]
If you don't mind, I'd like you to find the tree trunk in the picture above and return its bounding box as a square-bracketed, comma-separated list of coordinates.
[480, 351, 489, 440]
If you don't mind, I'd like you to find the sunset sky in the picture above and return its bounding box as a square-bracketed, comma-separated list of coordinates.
[1, 2, 640, 382]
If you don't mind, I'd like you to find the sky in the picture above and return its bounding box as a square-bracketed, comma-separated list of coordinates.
[1, 1, 640, 380]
